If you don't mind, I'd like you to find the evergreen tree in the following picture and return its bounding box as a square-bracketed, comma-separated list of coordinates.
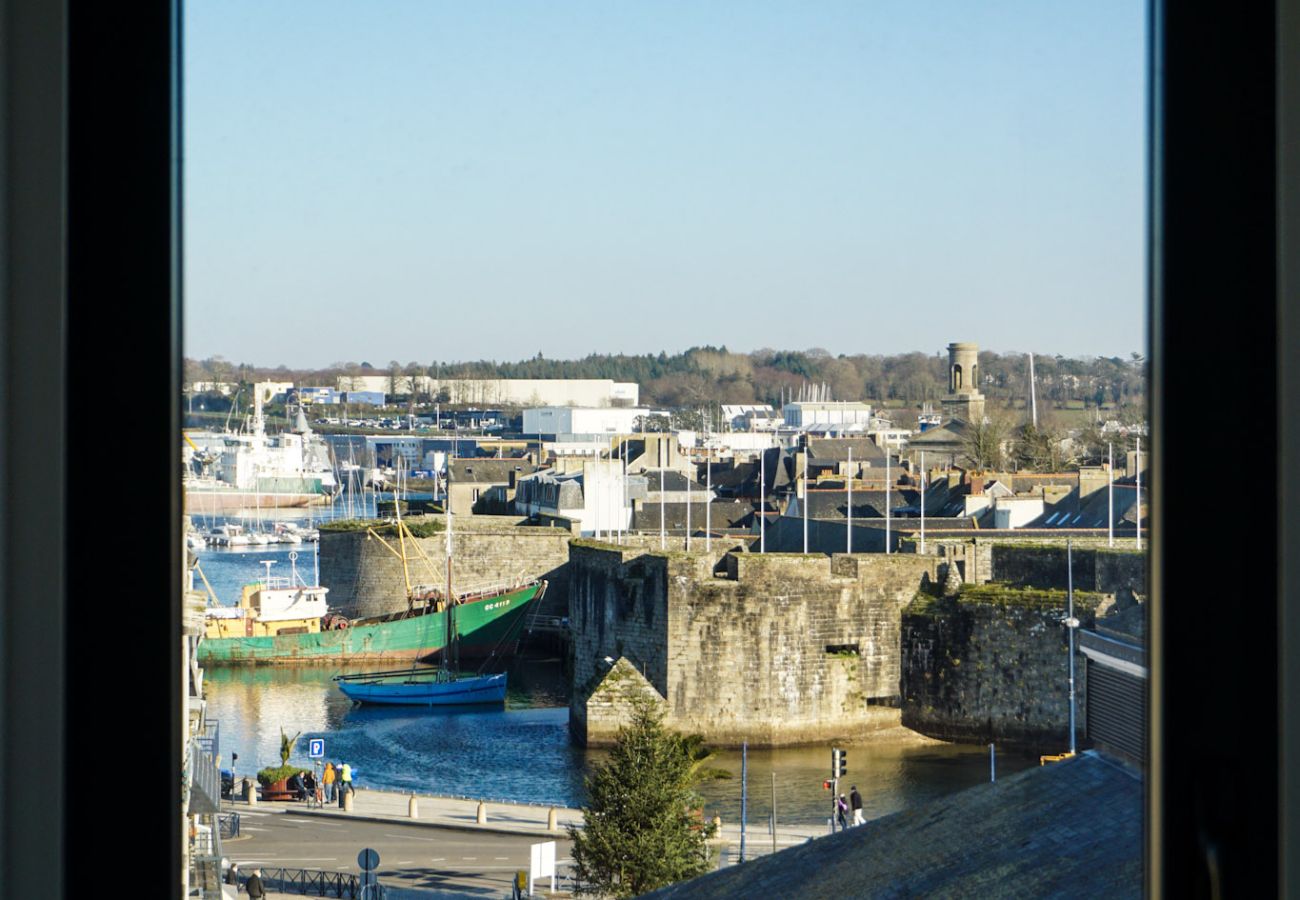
[568, 699, 717, 897]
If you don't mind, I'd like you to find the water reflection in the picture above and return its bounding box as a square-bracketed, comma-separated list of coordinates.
[203, 659, 1035, 823]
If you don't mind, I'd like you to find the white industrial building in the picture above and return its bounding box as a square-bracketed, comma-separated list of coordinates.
[782, 401, 874, 429]
[522, 406, 649, 437]
[721, 404, 780, 432]
[335, 376, 640, 407]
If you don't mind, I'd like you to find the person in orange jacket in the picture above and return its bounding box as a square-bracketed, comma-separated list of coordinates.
[323, 761, 336, 803]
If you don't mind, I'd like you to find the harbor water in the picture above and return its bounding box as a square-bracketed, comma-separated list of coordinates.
[195, 501, 1038, 826]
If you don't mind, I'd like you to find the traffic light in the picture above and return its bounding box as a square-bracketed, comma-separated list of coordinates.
[822, 780, 832, 791]
[832, 748, 847, 777]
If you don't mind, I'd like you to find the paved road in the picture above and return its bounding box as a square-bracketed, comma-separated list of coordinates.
[228, 807, 573, 896]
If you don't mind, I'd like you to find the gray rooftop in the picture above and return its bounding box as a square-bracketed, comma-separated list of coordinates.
[644, 751, 1141, 899]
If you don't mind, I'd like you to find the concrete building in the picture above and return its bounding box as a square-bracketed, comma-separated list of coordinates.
[447, 458, 541, 516]
[782, 401, 873, 429]
[338, 376, 641, 407]
[720, 404, 779, 431]
[521, 406, 649, 437]
[514, 458, 632, 535]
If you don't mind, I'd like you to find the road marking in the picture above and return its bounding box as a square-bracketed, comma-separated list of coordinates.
[462, 857, 477, 861]
[432, 858, 445, 862]
[385, 832, 439, 842]
[241, 826, 268, 832]
[495, 857, 509, 860]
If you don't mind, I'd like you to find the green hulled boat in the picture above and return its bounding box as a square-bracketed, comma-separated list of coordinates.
[197, 579, 545, 666]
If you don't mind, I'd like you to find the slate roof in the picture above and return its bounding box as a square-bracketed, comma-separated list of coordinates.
[633, 500, 753, 532]
[906, 418, 973, 446]
[644, 751, 1141, 899]
[805, 437, 888, 464]
[1026, 480, 1140, 530]
[448, 459, 539, 485]
[797, 489, 922, 520]
[643, 470, 707, 493]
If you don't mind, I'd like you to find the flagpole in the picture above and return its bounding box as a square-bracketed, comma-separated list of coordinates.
[1108, 442, 1114, 547]
[706, 448, 712, 554]
[846, 447, 853, 554]
[1135, 436, 1142, 550]
[686, 453, 692, 552]
[802, 435, 809, 554]
[885, 441, 891, 554]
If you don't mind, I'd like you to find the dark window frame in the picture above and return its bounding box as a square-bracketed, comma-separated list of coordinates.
[1, 0, 1294, 893]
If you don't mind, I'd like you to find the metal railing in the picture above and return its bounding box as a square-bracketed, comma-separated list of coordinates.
[241, 867, 374, 898]
[218, 812, 240, 840]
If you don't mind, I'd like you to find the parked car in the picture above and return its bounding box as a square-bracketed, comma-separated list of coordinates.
[220, 769, 234, 799]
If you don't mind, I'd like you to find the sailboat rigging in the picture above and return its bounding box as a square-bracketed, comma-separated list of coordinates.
[332, 464, 540, 706]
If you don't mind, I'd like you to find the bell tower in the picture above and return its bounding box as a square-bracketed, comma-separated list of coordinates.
[942, 341, 986, 423]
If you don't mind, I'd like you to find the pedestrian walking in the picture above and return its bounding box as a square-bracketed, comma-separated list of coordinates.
[224, 860, 239, 889]
[338, 761, 352, 808]
[245, 867, 266, 899]
[304, 768, 318, 804]
[323, 762, 336, 803]
[850, 786, 864, 826]
[836, 794, 849, 831]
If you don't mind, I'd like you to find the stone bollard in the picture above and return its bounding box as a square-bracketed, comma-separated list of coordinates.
[712, 815, 722, 835]
[476, 801, 487, 824]
[548, 807, 558, 832]
[408, 795, 419, 819]
[244, 779, 256, 806]
[343, 788, 354, 812]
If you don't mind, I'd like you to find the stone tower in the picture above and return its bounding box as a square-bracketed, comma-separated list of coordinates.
[941, 341, 986, 424]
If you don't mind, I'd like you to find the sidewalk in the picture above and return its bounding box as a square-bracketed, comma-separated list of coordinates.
[226, 784, 825, 849]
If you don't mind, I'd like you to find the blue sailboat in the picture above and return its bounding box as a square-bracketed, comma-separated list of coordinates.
[334, 486, 509, 707]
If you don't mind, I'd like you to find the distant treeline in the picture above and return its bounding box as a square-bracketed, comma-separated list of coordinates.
[186, 346, 1146, 414]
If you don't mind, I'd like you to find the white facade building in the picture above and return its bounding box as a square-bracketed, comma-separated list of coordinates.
[514, 458, 631, 536]
[522, 406, 649, 436]
[721, 404, 779, 431]
[337, 376, 641, 407]
[782, 401, 873, 429]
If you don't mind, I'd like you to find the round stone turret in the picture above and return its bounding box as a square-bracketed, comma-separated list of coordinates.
[947, 342, 981, 395]
[942, 341, 986, 424]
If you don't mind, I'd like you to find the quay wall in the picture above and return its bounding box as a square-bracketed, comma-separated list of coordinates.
[899, 585, 1102, 753]
[569, 543, 941, 746]
[319, 515, 573, 622]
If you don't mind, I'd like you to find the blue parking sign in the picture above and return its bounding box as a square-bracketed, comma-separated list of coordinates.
[308, 739, 325, 759]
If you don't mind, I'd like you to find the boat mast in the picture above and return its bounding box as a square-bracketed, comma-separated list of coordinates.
[445, 465, 456, 675]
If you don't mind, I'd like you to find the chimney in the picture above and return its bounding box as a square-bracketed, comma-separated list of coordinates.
[1078, 465, 1109, 499]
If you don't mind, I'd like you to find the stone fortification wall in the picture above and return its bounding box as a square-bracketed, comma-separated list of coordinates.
[900, 585, 1102, 753]
[990, 544, 1145, 597]
[900, 535, 1143, 589]
[319, 515, 573, 621]
[570, 543, 940, 747]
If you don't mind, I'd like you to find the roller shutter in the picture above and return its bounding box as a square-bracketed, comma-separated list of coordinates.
[1086, 659, 1145, 761]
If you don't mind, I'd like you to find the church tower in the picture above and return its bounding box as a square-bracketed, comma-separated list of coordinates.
[941, 341, 986, 424]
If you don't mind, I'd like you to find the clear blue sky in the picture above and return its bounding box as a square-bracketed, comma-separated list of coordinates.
[184, 1, 1146, 369]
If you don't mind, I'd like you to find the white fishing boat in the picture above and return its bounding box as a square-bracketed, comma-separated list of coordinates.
[184, 388, 341, 514]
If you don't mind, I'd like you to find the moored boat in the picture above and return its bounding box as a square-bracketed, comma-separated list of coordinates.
[333, 669, 507, 706]
[197, 553, 545, 665]
[332, 479, 517, 707]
